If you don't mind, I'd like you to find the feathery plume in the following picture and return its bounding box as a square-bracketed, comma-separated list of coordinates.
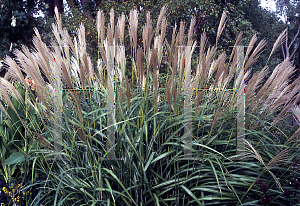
[154, 35, 163, 68]
[97, 10, 105, 45]
[178, 21, 185, 47]
[156, 5, 167, 34]
[213, 52, 226, 89]
[63, 28, 75, 54]
[54, 6, 62, 34]
[292, 106, 300, 126]
[229, 32, 243, 63]
[110, 8, 115, 40]
[245, 66, 269, 103]
[52, 23, 62, 50]
[216, 9, 227, 44]
[160, 17, 167, 49]
[4, 56, 26, 86]
[244, 34, 257, 63]
[168, 23, 177, 70]
[244, 39, 267, 72]
[268, 28, 287, 62]
[117, 13, 126, 44]
[0, 83, 20, 119]
[78, 23, 86, 52]
[147, 12, 153, 57]
[187, 16, 196, 46]
[129, 9, 138, 52]
[208, 108, 222, 139]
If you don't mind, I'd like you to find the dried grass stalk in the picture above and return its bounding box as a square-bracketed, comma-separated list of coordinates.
[178, 21, 185, 47]
[168, 23, 177, 71]
[143, 25, 147, 55]
[114, 25, 119, 50]
[166, 76, 172, 112]
[110, 8, 115, 40]
[99, 46, 107, 66]
[78, 23, 86, 52]
[63, 28, 75, 54]
[244, 39, 267, 72]
[172, 80, 177, 111]
[252, 59, 292, 111]
[117, 13, 126, 44]
[97, 59, 105, 87]
[97, 10, 105, 45]
[229, 32, 243, 63]
[137, 48, 144, 86]
[54, 6, 62, 34]
[0, 78, 24, 103]
[160, 17, 167, 49]
[267, 148, 290, 169]
[61, 60, 73, 90]
[147, 49, 155, 78]
[213, 52, 226, 89]
[32, 29, 52, 82]
[0, 83, 21, 118]
[156, 5, 167, 34]
[227, 50, 238, 87]
[4, 56, 26, 86]
[0, 100, 9, 118]
[143, 12, 153, 58]
[244, 34, 257, 63]
[52, 24, 62, 50]
[152, 49, 158, 107]
[116, 46, 126, 82]
[208, 108, 222, 139]
[206, 46, 217, 81]
[292, 106, 300, 126]
[119, 83, 123, 106]
[268, 28, 287, 61]
[107, 26, 113, 47]
[179, 53, 185, 85]
[197, 32, 208, 88]
[187, 16, 196, 46]
[129, 9, 138, 52]
[216, 9, 227, 44]
[245, 66, 269, 103]
[154, 36, 163, 68]
[195, 90, 204, 114]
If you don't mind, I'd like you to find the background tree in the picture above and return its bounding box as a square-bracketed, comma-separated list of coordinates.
[0, 0, 45, 58]
[0, 0, 47, 77]
[239, 0, 287, 78]
[274, 0, 300, 81]
[39, 0, 260, 77]
[44, 0, 64, 17]
[1, 0, 298, 82]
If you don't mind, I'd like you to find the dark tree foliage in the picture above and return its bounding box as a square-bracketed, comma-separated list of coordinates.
[274, 0, 300, 81]
[44, 0, 64, 17]
[0, 0, 46, 62]
[1, 0, 298, 81]
[39, 0, 260, 76]
[239, 0, 287, 76]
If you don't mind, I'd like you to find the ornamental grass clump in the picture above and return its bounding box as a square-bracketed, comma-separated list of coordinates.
[0, 5, 300, 205]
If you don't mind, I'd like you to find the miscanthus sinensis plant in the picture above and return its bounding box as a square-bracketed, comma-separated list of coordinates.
[0, 5, 300, 206]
